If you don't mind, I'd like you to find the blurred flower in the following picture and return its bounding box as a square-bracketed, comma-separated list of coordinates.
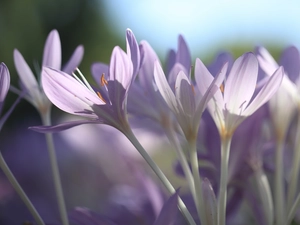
[13, 29, 84, 115]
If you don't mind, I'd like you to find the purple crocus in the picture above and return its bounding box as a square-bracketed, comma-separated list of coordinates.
[13, 29, 84, 115]
[30, 29, 140, 133]
[197, 52, 283, 138]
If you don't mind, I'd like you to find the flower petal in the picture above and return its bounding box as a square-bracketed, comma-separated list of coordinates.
[224, 52, 258, 114]
[168, 63, 186, 92]
[166, 49, 176, 75]
[154, 60, 178, 114]
[91, 62, 109, 86]
[62, 45, 84, 74]
[42, 67, 104, 118]
[138, 41, 159, 92]
[279, 46, 300, 83]
[153, 191, 179, 225]
[175, 71, 195, 116]
[243, 67, 284, 116]
[0, 63, 10, 103]
[176, 35, 191, 74]
[13, 49, 41, 101]
[126, 29, 140, 79]
[42, 30, 62, 69]
[29, 119, 100, 133]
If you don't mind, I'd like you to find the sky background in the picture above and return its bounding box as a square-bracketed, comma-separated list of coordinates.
[103, 0, 300, 58]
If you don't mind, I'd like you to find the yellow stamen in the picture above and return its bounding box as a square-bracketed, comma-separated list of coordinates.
[101, 73, 108, 87]
[97, 91, 106, 103]
[220, 83, 224, 93]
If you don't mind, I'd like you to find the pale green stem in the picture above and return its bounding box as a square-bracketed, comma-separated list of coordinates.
[189, 138, 208, 225]
[286, 192, 300, 225]
[254, 168, 274, 225]
[218, 136, 232, 225]
[163, 126, 196, 202]
[0, 152, 45, 225]
[275, 138, 286, 225]
[287, 112, 300, 211]
[124, 128, 196, 225]
[40, 111, 69, 225]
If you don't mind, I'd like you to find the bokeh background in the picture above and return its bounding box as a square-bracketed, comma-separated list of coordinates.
[1, 0, 300, 224]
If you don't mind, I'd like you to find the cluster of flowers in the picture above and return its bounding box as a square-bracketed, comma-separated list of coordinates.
[0, 28, 300, 225]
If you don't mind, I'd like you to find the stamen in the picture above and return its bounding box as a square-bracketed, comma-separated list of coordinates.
[191, 84, 195, 95]
[101, 73, 108, 86]
[75, 68, 95, 93]
[97, 91, 107, 103]
[220, 83, 224, 93]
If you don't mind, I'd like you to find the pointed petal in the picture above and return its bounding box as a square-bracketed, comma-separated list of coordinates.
[42, 67, 104, 118]
[175, 71, 195, 116]
[42, 30, 61, 69]
[166, 49, 176, 75]
[126, 29, 140, 79]
[13, 49, 41, 100]
[168, 63, 186, 92]
[279, 46, 300, 83]
[153, 191, 179, 225]
[243, 67, 284, 116]
[91, 62, 109, 85]
[109, 46, 133, 90]
[154, 61, 178, 113]
[0, 63, 10, 102]
[224, 53, 258, 114]
[138, 41, 159, 92]
[195, 58, 225, 111]
[176, 35, 191, 74]
[108, 46, 133, 112]
[62, 45, 84, 74]
[29, 119, 100, 133]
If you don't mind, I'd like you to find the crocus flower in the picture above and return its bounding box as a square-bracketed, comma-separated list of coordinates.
[197, 52, 283, 138]
[30, 29, 140, 133]
[13, 29, 84, 115]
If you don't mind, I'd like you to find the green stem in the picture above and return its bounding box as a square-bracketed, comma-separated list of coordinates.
[0, 152, 45, 225]
[40, 111, 69, 225]
[218, 136, 232, 225]
[287, 112, 300, 211]
[286, 192, 300, 225]
[275, 138, 286, 225]
[124, 128, 196, 225]
[163, 126, 196, 202]
[189, 138, 208, 225]
[254, 168, 273, 225]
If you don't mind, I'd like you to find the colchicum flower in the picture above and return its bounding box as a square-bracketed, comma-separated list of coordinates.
[197, 52, 284, 139]
[13, 29, 84, 115]
[0, 63, 11, 130]
[30, 29, 140, 133]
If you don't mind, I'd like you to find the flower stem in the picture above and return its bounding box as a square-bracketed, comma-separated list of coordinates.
[163, 126, 196, 201]
[0, 152, 45, 225]
[287, 112, 300, 211]
[286, 191, 300, 225]
[189, 138, 208, 225]
[254, 168, 274, 225]
[218, 136, 232, 225]
[40, 111, 69, 225]
[275, 138, 286, 225]
[124, 128, 196, 225]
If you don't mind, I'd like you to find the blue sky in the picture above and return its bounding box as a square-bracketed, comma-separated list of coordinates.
[102, 0, 300, 58]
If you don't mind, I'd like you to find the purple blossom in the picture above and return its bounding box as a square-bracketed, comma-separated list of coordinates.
[197, 52, 283, 138]
[13, 29, 84, 114]
[30, 29, 140, 133]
